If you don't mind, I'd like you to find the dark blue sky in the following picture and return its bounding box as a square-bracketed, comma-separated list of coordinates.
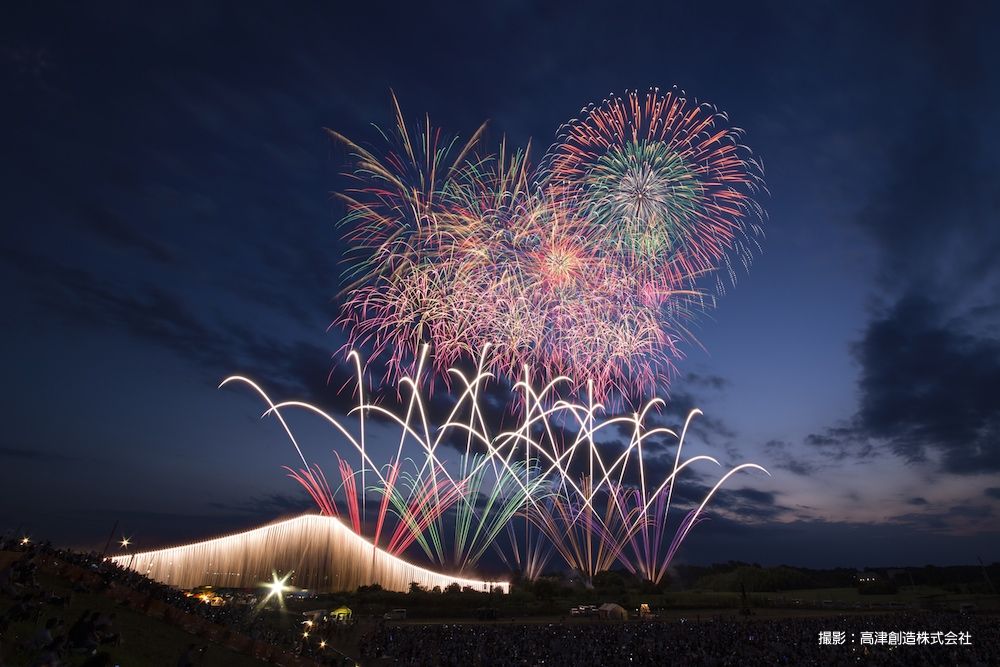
[2, 1, 999, 569]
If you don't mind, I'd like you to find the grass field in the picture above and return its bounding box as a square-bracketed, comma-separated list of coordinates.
[1, 553, 270, 666]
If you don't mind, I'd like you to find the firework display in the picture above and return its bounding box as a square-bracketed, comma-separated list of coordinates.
[208, 88, 768, 587]
[332, 88, 764, 399]
[224, 350, 769, 584]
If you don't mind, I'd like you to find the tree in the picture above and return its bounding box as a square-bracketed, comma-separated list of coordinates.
[592, 570, 626, 592]
[533, 578, 557, 600]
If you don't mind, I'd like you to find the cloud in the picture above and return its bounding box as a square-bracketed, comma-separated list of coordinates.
[777, 459, 816, 477]
[0, 247, 367, 418]
[708, 486, 791, 522]
[835, 17, 1000, 478]
[606, 373, 736, 454]
[426, 366, 741, 470]
[4, 241, 748, 476]
[986, 488, 1000, 501]
[803, 425, 875, 463]
[887, 503, 997, 536]
[763, 439, 818, 477]
[683, 373, 730, 392]
[851, 294, 1000, 474]
[796, 297, 999, 479]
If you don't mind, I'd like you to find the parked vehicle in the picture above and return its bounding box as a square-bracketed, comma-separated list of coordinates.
[569, 605, 598, 617]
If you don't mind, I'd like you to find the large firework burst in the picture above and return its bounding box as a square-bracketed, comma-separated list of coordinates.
[330, 88, 764, 400]
[540, 88, 766, 294]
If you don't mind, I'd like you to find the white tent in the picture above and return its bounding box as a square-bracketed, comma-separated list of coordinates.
[598, 602, 627, 620]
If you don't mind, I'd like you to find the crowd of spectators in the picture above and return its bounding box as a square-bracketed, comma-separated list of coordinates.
[360, 612, 999, 666]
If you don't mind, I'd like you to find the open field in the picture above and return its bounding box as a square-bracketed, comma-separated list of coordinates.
[282, 584, 999, 626]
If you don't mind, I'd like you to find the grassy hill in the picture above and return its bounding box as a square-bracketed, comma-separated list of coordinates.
[1, 550, 271, 666]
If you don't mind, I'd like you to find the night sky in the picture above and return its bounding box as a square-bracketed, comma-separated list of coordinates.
[3, 1, 999, 569]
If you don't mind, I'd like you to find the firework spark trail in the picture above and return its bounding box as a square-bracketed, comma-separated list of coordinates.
[329, 88, 765, 401]
[284, 465, 337, 518]
[335, 452, 361, 534]
[540, 87, 765, 295]
[224, 350, 769, 583]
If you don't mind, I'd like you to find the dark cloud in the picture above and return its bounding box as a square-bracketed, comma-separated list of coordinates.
[948, 504, 993, 519]
[887, 503, 996, 535]
[907, 497, 929, 506]
[606, 373, 735, 453]
[623, 471, 781, 522]
[986, 488, 1000, 500]
[427, 368, 739, 472]
[803, 425, 875, 463]
[799, 294, 1000, 477]
[763, 439, 818, 477]
[2, 247, 214, 359]
[682, 373, 730, 392]
[714, 487, 781, 517]
[852, 295, 1000, 474]
[0, 247, 357, 413]
[778, 459, 815, 477]
[673, 401, 736, 450]
[833, 3, 1000, 480]
[708, 487, 791, 522]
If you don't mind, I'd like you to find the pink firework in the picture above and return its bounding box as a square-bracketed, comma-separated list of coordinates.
[540, 87, 765, 295]
[329, 89, 764, 400]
